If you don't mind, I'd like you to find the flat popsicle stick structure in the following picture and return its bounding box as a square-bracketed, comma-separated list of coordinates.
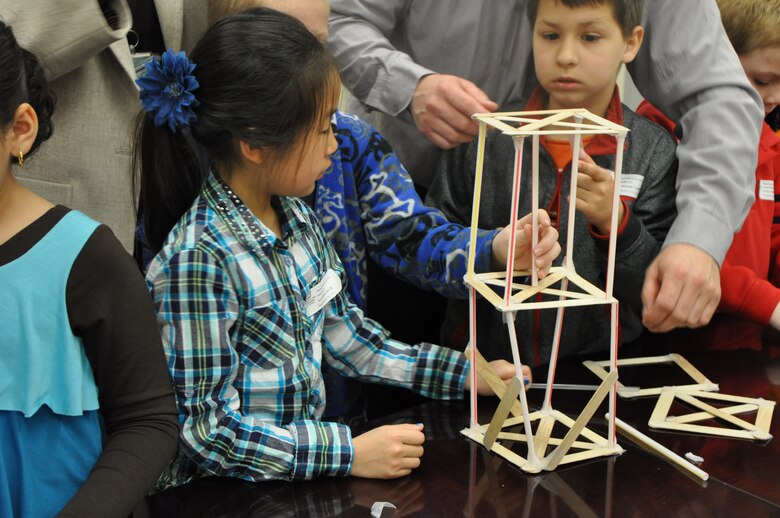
[461, 108, 628, 472]
[583, 353, 720, 399]
[648, 388, 775, 441]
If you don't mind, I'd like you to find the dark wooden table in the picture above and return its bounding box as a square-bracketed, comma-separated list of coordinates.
[147, 338, 780, 517]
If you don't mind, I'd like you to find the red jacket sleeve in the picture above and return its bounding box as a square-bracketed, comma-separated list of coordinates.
[720, 260, 780, 324]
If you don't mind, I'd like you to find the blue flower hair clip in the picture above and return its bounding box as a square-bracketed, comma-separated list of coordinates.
[136, 49, 200, 132]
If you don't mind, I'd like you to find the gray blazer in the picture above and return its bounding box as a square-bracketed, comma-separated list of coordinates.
[0, 0, 207, 251]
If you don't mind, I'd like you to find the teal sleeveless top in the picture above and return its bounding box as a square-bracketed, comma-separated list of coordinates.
[0, 210, 100, 416]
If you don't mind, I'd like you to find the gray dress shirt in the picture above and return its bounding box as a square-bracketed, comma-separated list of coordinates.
[329, 0, 763, 263]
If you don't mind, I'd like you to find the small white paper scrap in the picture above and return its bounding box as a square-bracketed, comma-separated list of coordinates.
[371, 501, 397, 518]
[684, 452, 704, 465]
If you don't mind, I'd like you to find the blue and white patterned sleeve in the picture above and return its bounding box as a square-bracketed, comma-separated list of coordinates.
[339, 113, 498, 298]
[148, 246, 353, 481]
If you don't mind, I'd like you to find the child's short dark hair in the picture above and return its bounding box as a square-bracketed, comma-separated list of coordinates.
[526, 0, 644, 37]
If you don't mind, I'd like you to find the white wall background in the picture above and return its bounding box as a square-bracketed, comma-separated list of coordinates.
[617, 64, 644, 110]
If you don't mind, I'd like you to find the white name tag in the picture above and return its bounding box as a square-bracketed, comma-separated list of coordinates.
[759, 180, 774, 201]
[305, 268, 342, 316]
[619, 174, 644, 199]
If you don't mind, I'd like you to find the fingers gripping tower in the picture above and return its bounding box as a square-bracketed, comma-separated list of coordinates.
[461, 108, 628, 472]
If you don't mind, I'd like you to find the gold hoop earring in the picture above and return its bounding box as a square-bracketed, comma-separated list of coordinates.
[18, 149, 24, 168]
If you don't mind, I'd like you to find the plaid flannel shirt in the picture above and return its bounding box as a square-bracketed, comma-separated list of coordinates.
[147, 173, 467, 489]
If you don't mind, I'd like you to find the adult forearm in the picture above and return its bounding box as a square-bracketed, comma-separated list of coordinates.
[630, 0, 763, 263]
[329, 2, 431, 116]
[667, 88, 760, 263]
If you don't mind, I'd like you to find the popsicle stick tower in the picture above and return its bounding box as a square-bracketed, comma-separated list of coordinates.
[461, 108, 628, 473]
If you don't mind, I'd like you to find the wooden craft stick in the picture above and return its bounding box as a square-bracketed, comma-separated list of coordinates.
[470, 281, 505, 308]
[608, 354, 675, 367]
[495, 433, 603, 451]
[507, 297, 614, 311]
[666, 403, 756, 424]
[470, 347, 524, 418]
[503, 136, 526, 307]
[534, 415, 555, 459]
[467, 122, 488, 279]
[545, 370, 618, 470]
[755, 403, 775, 435]
[479, 117, 523, 134]
[514, 109, 573, 134]
[526, 383, 636, 392]
[649, 389, 774, 441]
[511, 287, 594, 300]
[583, 355, 719, 399]
[676, 393, 762, 433]
[531, 134, 540, 286]
[552, 409, 613, 446]
[608, 414, 709, 481]
[564, 119, 583, 270]
[672, 354, 714, 385]
[528, 383, 603, 391]
[484, 376, 524, 449]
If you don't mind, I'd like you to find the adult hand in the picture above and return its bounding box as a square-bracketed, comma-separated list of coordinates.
[641, 244, 721, 332]
[464, 359, 532, 395]
[575, 150, 624, 234]
[491, 209, 560, 277]
[352, 424, 425, 479]
[410, 74, 498, 149]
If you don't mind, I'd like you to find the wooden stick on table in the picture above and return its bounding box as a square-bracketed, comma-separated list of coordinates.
[606, 413, 709, 481]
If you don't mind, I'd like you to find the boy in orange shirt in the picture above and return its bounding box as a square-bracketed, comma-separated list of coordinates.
[427, 0, 679, 363]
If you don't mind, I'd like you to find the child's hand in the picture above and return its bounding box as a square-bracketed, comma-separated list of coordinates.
[492, 209, 561, 278]
[575, 150, 624, 234]
[352, 424, 425, 479]
[464, 359, 532, 395]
